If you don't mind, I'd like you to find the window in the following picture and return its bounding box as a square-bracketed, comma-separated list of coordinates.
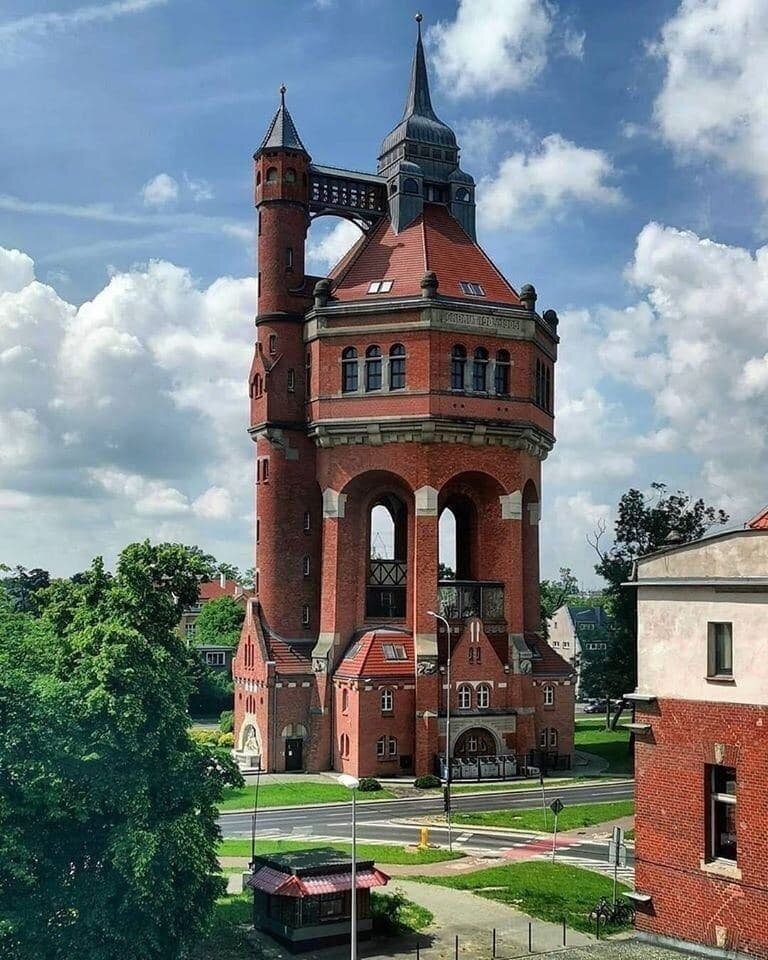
[376, 736, 386, 759]
[382, 643, 407, 661]
[286, 246, 293, 270]
[367, 280, 394, 294]
[459, 281, 486, 296]
[708, 765, 737, 861]
[544, 685, 555, 707]
[403, 177, 420, 194]
[549, 728, 558, 748]
[258, 211, 262, 235]
[477, 684, 490, 709]
[455, 187, 470, 202]
[388, 736, 397, 756]
[457, 684, 472, 709]
[262, 458, 269, 482]
[340, 732, 350, 756]
[381, 688, 393, 712]
[185, 622, 196, 639]
[266, 166, 278, 182]
[206, 651, 226, 667]
[268, 333, 277, 355]
[495, 350, 510, 395]
[284, 167, 296, 183]
[540, 729, 548, 749]
[365, 345, 382, 391]
[468, 646, 482, 664]
[450, 344, 467, 391]
[303, 510, 311, 532]
[256, 519, 260, 543]
[255, 570, 259, 593]
[256, 171, 262, 187]
[287, 368, 295, 392]
[302, 556, 310, 577]
[425, 183, 445, 202]
[389, 343, 406, 390]
[536, 359, 552, 411]
[708, 622, 733, 678]
[472, 347, 488, 392]
[341, 347, 358, 393]
[301, 604, 310, 626]
[342, 688, 349, 714]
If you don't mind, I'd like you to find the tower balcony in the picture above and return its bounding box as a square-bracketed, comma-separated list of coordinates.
[366, 559, 407, 619]
[437, 579, 505, 626]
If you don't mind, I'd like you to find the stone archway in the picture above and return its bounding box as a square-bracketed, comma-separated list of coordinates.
[237, 721, 262, 770]
[453, 726, 498, 758]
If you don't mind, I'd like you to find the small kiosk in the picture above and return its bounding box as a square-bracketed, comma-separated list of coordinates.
[246, 847, 390, 952]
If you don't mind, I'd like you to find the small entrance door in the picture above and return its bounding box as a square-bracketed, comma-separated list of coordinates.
[285, 738, 303, 771]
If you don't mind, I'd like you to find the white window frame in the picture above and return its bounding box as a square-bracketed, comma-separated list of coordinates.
[376, 736, 386, 759]
[367, 280, 394, 294]
[388, 736, 397, 756]
[457, 684, 472, 710]
[301, 604, 310, 626]
[302, 556, 310, 577]
[205, 651, 226, 667]
[381, 688, 393, 712]
[185, 622, 196, 639]
[544, 685, 555, 706]
[549, 728, 558, 748]
[477, 684, 490, 709]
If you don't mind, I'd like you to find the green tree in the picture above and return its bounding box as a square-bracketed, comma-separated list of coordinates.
[194, 596, 244, 648]
[590, 483, 728, 726]
[0, 565, 50, 614]
[0, 541, 242, 960]
[215, 562, 242, 583]
[539, 567, 578, 638]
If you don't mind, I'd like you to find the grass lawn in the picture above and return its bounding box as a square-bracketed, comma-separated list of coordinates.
[452, 799, 635, 833]
[219, 782, 393, 811]
[191, 892, 252, 960]
[219, 837, 463, 865]
[411, 861, 631, 934]
[450, 775, 615, 795]
[624, 829, 635, 841]
[575, 719, 634, 775]
[371, 890, 433, 933]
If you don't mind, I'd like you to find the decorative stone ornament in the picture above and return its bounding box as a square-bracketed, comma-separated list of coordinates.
[421, 271, 439, 299]
[519, 283, 537, 311]
[313, 278, 331, 308]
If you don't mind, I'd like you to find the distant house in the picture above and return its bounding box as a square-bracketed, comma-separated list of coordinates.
[547, 604, 612, 696]
[178, 573, 253, 670]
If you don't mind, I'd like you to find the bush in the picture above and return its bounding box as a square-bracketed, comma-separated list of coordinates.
[357, 777, 382, 792]
[219, 710, 234, 733]
[371, 890, 433, 934]
[189, 728, 219, 746]
[218, 732, 235, 748]
[414, 775, 441, 789]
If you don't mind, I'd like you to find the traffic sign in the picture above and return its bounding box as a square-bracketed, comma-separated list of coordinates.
[607, 841, 627, 867]
[550, 798, 564, 816]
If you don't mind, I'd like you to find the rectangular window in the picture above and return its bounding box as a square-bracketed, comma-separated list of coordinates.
[262, 458, 269, 482]
[376, 737, 386, 759]
[459, 281, 486, 296]
[302, 556, 310, 577]
[708, 765, 737, 862]
[367, 280, 394, 294]
[206, 651, 226, 667]
[303, 510, 311, 532]
[301, 604, 310, 626]
[388, 736, 397, 756]
[287, 368, 295, 392]
[185, 622, 196, 639]
[708, 622, 733, 678]
[382, 643, 407, 661]
[256, 519, 260, 544]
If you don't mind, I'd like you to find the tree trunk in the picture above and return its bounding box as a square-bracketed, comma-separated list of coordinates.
[609, 699, 626, 730]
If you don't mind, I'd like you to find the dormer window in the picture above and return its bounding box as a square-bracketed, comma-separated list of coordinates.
[460, 281, 485, 296]
[382, 643, 407, 661]
[367, 280, 394, 294]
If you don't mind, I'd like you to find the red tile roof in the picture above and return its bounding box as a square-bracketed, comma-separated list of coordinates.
[748, 506, 768, 529]
[246, 866, 389, 897]
[335, 629, 414, 679]
[329, 204, 522, 307]
[199, 578, 253, 602]
[267, 638, 313, 675]
[528, 638, 574, 677]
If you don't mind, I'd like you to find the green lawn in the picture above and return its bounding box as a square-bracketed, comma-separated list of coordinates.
[191, 893, 252, 960]
[450, 775, 615, 795]
[411, 861, 631, 934]
[218, 837, 463, 865]
[452, 799, 635, 833]
[219, 782, 394, 811]
[371, 890, 433, 933]
[575, 719, 634, 775]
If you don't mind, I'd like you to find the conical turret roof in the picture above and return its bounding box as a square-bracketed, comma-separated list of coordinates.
[256, 85, 309, 156]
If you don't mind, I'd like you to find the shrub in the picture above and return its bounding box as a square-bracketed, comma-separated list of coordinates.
[189, 728, 219, 746]
[357, 777, 382, 792]
[217, 732, 235, 748]
[414, 774, 441, 789]
[219, 710, 234, 733]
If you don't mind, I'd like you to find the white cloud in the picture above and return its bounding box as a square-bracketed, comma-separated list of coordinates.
[0, 247, 34, 293]
[0, 0, 168, 44]
[562, 28, 585, 60]
[306, 220, 362, 272]
[652, 0, 768, 200]
[193, 486, 234, 520]
[428, 0, 554, 97]
[478, 134, 622, 229]
[183, 172, 214, 203]
[141, 173, 179, 208]
[90, 468, 190, 516]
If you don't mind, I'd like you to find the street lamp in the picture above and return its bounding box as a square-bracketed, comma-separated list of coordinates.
[427, 609, 453, 853]
[338, 773, 360, 960]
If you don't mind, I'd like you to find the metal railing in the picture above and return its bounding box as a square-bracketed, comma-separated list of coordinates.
[437, 580, 505, 621]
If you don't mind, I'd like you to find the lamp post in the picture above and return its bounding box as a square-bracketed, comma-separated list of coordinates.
[427, 609, 453, 853]
[338, 773, 360, 960]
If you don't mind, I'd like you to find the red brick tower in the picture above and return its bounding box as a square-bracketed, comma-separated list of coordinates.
[233, 19, 573, 777]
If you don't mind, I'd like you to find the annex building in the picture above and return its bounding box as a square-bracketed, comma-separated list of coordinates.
[232, 19, 574, 778]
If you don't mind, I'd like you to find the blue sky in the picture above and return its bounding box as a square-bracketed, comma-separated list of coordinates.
[1, 0, 767, 585]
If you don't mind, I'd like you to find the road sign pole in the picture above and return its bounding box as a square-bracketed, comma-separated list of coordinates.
[552, 812, 559, 862]
[540, 773, 548, 830]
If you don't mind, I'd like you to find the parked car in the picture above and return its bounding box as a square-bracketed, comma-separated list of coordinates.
[584, 700, 608, 713]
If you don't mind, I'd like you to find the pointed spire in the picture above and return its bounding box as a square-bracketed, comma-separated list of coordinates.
[256, 84, 309, 156]
[403, 12, 438, 121]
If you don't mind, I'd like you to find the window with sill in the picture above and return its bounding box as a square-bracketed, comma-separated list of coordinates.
[472, 347, 488, 392]
[450, 344, 467, 391]
[341, 687, 348, 714]
[544, 685, 555, 707]
[381, 688, 393, 712]
[389, 343, 406, 389]
[495, 350, 510, 395]
[707, 765, 737, 862]
[365, 345, 382, 391]
[708, 622, 733, 678]
[457, 684, 472, 710]
[376, 736, 386, 759]
[341, 346, 358, 393]
[477, 684, 490, 709]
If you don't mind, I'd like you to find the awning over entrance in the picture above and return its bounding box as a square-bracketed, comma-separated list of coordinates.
[246, 866, 389, 897]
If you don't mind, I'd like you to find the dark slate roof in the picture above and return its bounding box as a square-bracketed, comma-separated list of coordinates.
[257, 88, 308, 155]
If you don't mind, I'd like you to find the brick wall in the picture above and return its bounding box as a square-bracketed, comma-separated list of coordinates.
[635, 697, 768, 959]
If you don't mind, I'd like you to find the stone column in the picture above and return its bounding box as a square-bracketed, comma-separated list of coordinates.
[412, 485, 440, 776]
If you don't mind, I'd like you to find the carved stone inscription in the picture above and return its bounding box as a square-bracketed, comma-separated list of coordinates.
[443, 311, 523, 335]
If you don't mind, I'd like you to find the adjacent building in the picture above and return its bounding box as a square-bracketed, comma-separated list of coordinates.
[232, 18, 574, 778]
[628, 514, 768, 959]
[179, 573, 251, 671]
[547, 603, 611, 696]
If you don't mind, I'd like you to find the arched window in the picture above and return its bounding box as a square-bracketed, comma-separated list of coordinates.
[455, 187, 470, 202]
[389, 343, 406, 390]
[549, 728, 558, 748]
[266, 166, 278, 183]
[381, 688, 393, 712]
[376, 736, 386, 759]
[403, 177, 420, 194]
[302, 555, 310, 577]
[457, 684, 472, 710]
[340, 733, 350, 756]
[388, 736, 398, 756]
[365, 345, 382, 391]
[284, 167, 296, 183]
[468, 645, 482, 664]
[544, 685, 554, 706]
[545, 365, 552, 411]
[286, 246, 293, 270]
[341, 347, 358, 393]
[342, 687, 349, 714]
[450, 344, 467, 391]
[477, 684, 490, 709]
[495, 350, 510, 395]
[472, 347, 488, 392]
[268, 333, 277, 356]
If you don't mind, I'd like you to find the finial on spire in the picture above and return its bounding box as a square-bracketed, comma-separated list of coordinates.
[279, 83, 286, 105]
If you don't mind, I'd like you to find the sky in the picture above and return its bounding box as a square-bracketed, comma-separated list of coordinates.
[1, 0, 768, 586]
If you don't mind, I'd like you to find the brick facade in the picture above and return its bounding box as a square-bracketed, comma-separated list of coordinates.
[232, 29, 574, 780]
[634, 698, 768, 959]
